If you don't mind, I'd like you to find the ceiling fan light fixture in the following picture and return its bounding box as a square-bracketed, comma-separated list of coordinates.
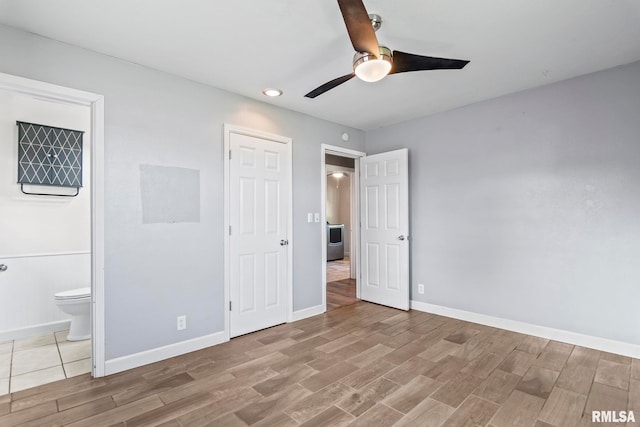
[353, 46, 392, 82]
[304, 4, 470, 98]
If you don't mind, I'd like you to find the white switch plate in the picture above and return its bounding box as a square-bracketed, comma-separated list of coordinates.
[418, 284, 425, 294]
[177, 315, 186, 330]
[314, 213, 320, 222]
[307, 213, 313, 223]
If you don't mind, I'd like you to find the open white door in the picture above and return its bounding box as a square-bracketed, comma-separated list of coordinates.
[360, 148, 409, 310]
[229, 131, 290, 337]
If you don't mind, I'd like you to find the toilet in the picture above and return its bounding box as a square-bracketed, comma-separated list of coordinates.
[54, 287, 91, 341]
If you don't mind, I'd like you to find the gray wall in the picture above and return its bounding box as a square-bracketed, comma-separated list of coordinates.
[0, 24, 364, 359]
[366, 61, 640, 345]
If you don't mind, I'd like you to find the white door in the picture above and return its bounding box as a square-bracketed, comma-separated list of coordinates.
[229, 131, 290, 337]
[360, 148, 410, 310]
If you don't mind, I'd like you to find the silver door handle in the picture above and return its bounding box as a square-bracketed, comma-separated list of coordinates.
[0, 264, 7, 272]
[397, 235, 406, 241]
[280, 239, 289, 246]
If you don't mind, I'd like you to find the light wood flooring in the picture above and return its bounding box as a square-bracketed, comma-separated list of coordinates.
[1, 302, 638, 426]
[326, 256, 357, 311]
[326, 279, 357, 312]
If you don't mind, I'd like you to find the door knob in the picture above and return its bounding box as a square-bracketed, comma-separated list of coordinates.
[0, 264, 7, 272]
[397, 235, 406, 241]
[280, 239, 289, 246]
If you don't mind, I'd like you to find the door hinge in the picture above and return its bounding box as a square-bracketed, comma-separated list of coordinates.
[229, 301, 232, 311]
[229, 150, 232, 160]
[229, 225, 232, 235]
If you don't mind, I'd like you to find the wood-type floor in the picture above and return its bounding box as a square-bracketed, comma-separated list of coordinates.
[326, 279, 357, 312]
[1, 302, 638, 426]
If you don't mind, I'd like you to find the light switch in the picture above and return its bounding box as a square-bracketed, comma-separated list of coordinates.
[314, 213, 320, 223]
[307, 213, 313, 223]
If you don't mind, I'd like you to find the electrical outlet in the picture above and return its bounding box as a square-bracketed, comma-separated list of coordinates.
[418, 284, 425, 294]
[314, 213, 320, 222]
[177, 315, 186, 331]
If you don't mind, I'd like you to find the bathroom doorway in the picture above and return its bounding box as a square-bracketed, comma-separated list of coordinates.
[321, 145, 365, 312]
[0, 73, 105, 395]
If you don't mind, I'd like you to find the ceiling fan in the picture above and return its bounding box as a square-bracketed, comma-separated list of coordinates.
[305, 0, 470, 98]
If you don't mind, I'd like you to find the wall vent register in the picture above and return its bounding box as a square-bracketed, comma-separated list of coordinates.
[16, 121, 84, 197]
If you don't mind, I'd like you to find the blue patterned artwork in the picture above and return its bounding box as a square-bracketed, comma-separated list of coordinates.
[17, 121, 83, 195]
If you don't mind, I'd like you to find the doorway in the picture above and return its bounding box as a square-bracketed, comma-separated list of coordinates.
[321, 145, 411, 313]
[321, 145, 365, 312]
[325, 158, 356, 310]
[0, 72, 105, 392]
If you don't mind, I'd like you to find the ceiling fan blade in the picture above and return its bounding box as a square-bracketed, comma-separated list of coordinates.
[337, 0, 379, 57]
[305, 73, 356, 98]
[390, 50, 469, 74]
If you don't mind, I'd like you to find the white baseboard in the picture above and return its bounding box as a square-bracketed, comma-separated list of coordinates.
[291, 304, 325, 322]
[411, 300, 640, 359]
[0, 320, 71, 343]
[104, 331, 227, 376]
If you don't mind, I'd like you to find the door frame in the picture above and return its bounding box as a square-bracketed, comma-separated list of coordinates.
[0, 72, 106, 377]
[223, 124, 293, 341]
[321, 144, 366, 310]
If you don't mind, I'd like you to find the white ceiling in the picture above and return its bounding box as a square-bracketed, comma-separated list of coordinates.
[1, 0, 639, 130]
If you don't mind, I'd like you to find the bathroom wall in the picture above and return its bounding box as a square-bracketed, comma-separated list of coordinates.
[0, 254, 90, 341]
[0, 90, 91, 341]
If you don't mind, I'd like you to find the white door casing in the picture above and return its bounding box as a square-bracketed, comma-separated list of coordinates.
[0, 72, 106, 377]
[360, 148, 410, 310]
[320, 144, 366, 309]
[228, 130, 290, 337]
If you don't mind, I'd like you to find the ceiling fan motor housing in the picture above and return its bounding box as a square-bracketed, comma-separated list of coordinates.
[353, 45, 393, 71]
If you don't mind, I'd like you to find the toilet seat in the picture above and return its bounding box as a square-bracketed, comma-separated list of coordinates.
[54, 287, 91, 300]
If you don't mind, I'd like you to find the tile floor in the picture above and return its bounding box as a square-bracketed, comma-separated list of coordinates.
[0, 330, 91, 395]
[327, 255, 350, 283]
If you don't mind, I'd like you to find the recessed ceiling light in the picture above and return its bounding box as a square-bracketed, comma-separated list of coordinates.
[262, 88, 283, 97]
